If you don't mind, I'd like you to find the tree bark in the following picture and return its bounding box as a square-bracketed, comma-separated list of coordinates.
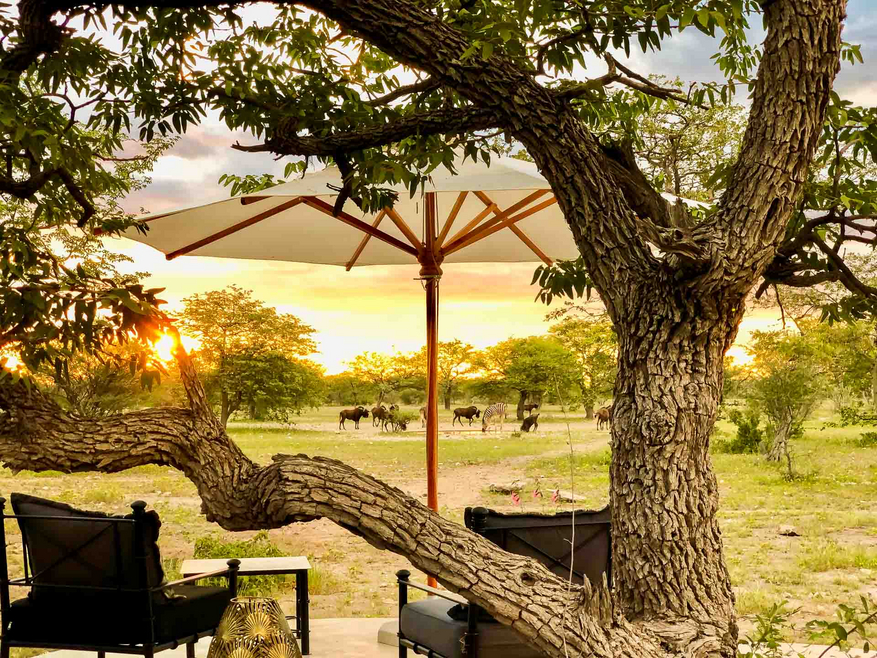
[870, 358, 877, 412]
[585, 404, 594, 420]
[609, 283, 740, 652]
[443, 387, 452, 411]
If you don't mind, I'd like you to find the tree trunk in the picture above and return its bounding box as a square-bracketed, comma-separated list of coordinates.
[0, 352, 670, 658]
[443, 387, 452, 410]
[766, 420, 793, 463]
[516, 390, 527, 421]
[220, 389, 231, 427]
[871, 359, 877, 412]
[609, 286, 740, 652]
[585, 404, 594, 420]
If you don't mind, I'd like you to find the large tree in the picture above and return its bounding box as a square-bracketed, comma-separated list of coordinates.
[475, 336, 576, 420]
[0, 1, 874, 657]
[412, 339, 475, 409]
[179, 286, 318, 425]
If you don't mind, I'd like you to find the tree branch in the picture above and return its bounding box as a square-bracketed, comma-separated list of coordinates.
[232, 106, 503, 157]
[366, 77, 440, 107]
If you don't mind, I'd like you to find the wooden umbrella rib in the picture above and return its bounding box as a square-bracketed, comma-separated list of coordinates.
[474, 190, 553, 265]
[508, 224, 553, 265]
[302, 197, 419, 257]
[444, 203, 498, 247]
[165, 197, 307, 260]
[445, 189, 550, 250]
[385, 207, 423, 250]
[436, 191, 468, 248]
[441, 196, 558, 257]
[345, 210, 387, 271]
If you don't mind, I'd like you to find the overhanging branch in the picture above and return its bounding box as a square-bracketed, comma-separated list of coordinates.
[233, 106, 503, 157]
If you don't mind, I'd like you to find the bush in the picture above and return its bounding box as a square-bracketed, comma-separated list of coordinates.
[193, 531, 289, 596]
[715, 409, 764, 454]
[857, 432, 877, 448]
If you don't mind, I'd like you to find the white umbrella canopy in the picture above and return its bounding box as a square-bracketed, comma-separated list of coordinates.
[126, 156, 579, 267]
[124, 156, 701, 585]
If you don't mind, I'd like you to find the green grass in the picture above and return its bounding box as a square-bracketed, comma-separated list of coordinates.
[2, 402, 876, 641]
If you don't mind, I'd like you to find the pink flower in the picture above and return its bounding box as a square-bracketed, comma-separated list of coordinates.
[532, 488, 543, 499]
[551, 489, 560, 504]
[511, 492, 521, 505]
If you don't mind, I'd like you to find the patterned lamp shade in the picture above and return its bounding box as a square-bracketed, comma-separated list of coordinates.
[208, 598, 302, 658]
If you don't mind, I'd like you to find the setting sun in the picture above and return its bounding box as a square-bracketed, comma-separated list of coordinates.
[151, 332, 201, 362]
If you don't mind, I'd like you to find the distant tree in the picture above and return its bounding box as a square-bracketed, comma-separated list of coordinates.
[632, 76, 746, 201]
[745, 331, 827, 477]
[323, 373, 373, 407]
[549, 316, 617, 418]
[475, 337, 576, 420]
[412, 339, 475, 410]
[179, 286, 318, 425]
[347, 351, 419, 405]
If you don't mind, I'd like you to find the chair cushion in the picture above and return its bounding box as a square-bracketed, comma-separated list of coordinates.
[6, 585, 233, 646]
[400, 598, 541, 658]
[10, 493, 165, 603]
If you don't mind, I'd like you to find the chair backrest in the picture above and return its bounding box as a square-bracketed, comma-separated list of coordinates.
[464, 506, 611, 587]
[10, 493, 165, 603]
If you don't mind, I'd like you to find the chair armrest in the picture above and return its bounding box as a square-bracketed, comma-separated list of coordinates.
[396, 574, 468, 605]
[152, 559, 241, 592]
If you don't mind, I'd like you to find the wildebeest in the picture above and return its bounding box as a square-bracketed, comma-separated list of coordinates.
[339, 406, 369, 430]
[521, 413, 540, 432]
[371, 405, 386, 427]
[452, 406, 481, 427]
[523, 403, 539, 415]
[596, 406, 612, 431]
[382, 408, 408, 432]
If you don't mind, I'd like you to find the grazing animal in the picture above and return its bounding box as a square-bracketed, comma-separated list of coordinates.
[482, 403, 507, 433]
[596, 406, 612, 431]
[382, 408, 408, 432]
[371, 405, 387, 427]
[523, 403, 539, 415]
[339, 406, 369, 430]
[521, 413, 540, 433]
[452, 406, 481, 427]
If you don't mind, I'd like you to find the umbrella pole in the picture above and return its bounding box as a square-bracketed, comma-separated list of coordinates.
[422, 192, 441, 589]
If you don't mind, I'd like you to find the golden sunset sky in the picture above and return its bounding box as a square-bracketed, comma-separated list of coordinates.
[108, 236, 783, 374]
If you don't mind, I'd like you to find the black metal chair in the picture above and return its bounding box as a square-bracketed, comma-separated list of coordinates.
[396, 505, 611, 658]
[0, 493, 241, 658]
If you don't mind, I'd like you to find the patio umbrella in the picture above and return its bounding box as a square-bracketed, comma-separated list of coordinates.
[123, 156, 579, 546]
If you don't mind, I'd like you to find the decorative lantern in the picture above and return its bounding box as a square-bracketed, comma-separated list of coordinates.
[208, 598, 302, 658]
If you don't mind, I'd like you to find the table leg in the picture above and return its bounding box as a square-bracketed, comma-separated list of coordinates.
[296, 570, 310, 655]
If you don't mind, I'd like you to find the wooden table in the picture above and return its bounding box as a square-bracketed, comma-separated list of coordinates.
[181, 556, 311, 655]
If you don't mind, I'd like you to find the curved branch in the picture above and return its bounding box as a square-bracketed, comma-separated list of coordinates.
[233, 106, 503, 157]
[366, 78, 440, 107]
[0, 352, 668, 658]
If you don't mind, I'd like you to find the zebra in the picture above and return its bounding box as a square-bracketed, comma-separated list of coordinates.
[481, 403, 507, 433]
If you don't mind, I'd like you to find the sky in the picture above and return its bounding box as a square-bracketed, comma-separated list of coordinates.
[110, 1, 877, 375]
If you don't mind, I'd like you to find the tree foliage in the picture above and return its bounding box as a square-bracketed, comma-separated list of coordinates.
[549, 315, 616, 416]
[179, 286, 319, 425]
[474, 336, 576, 419]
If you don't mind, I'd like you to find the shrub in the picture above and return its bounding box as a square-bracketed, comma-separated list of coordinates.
[857, 432, 877, 448]
[715, 409, 764, 454]
[193, 531, 289, 596]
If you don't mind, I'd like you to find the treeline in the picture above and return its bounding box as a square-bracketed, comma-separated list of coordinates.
[325, 315, 617, 420]
[40, 286, 619, 424]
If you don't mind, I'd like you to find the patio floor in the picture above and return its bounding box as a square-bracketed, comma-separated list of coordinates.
[43, 618, 398, 658]
[39, 619, 867, 658]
